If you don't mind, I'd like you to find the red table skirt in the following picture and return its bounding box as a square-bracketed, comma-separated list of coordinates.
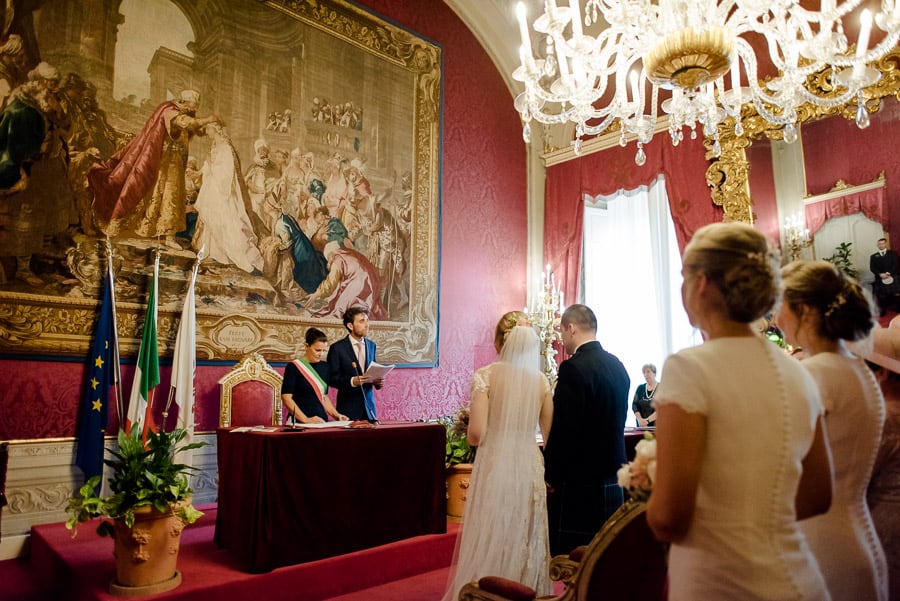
[214, 422, 447, 571]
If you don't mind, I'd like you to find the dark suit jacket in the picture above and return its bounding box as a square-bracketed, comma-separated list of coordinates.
[544, 340, 630, 488]
[327, 335, 378, 420]
[869, 249, 900, 296]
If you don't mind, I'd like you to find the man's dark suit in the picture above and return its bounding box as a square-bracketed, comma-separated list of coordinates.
[327, 336, 378, 421]
[544, 340, 630, 556]
[870, 249, 900, 314]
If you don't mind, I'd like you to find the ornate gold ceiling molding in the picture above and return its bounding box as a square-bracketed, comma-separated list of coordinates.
[706, 47, 900, 223]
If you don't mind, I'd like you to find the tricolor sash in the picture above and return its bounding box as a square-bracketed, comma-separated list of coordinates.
[292, 359, 329, 411]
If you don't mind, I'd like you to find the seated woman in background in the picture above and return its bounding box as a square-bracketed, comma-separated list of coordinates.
[631, 363, 658, 427]
[647, 222, 833, 601]
[281, 327, 347, 424]
[778, 260, 887, 601]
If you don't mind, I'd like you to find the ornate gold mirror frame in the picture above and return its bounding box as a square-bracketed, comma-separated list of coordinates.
[706, 48, 900, 223]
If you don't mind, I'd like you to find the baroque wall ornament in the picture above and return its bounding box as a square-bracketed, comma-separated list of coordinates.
[0, 0, 441, 364]
[707, 47, 900, 224]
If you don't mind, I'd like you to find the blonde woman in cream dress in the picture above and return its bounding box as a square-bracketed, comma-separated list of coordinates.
[647, 223, 833, 601]
[779, 260, 888, 601]
[441, 316, 554, 601]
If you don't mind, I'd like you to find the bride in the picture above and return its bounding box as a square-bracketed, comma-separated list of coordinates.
[441, 317, 554, 600]
[192, 123, 264, 274]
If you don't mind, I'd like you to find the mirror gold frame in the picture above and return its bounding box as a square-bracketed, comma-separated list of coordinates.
[706, 48, 900, 223]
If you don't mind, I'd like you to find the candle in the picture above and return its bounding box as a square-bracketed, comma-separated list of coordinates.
[853, 10, 873, 80]
[516, 3, 533, 61]
[556, 39, 572, 87]
[730, 51, 741, 104]
[630, 70, 641, 108]
[569, 0, 582, 37]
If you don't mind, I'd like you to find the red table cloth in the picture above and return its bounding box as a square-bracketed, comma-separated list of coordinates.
[214, 422, 447, 571]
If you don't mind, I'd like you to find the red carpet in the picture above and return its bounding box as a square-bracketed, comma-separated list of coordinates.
[14, 504, 458, 601]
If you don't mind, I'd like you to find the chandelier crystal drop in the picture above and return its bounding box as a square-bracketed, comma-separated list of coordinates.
[513, 0, 900, 163]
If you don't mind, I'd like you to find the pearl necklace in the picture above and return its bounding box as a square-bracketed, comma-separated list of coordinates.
[644, 384, 656, 400]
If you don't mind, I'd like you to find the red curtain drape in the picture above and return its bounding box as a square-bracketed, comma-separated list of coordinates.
[804, 186, 886, 236]
[544, 134, 719, 305]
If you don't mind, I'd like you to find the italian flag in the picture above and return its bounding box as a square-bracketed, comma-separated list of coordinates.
[126, 254, 160, 439]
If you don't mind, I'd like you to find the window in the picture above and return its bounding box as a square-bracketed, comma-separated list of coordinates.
[582, 175, 700, 425]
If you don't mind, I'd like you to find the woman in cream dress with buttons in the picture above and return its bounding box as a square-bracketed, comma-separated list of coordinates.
[441, 313, 554, 601]
[647, 223, 833, 601]
[779, 260, 888, 601]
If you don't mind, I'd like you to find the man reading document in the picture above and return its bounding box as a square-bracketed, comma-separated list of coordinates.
[327, 306, 391, 421]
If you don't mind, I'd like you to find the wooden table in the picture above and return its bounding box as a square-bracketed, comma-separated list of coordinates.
[214, 422, 447, 571]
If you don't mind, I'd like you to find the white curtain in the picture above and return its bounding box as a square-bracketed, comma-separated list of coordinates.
[582, 175, 700, 425]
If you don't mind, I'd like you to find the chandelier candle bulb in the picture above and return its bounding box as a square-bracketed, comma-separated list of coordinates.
[630, 70, 641, 107]
[853, 10, 873, 80]
[730, 51, 741, 101]
[516, 3, 533, 62]
[569, 0, 583, 37]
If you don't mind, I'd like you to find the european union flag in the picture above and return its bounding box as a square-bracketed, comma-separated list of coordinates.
[74, 268, 117, 485]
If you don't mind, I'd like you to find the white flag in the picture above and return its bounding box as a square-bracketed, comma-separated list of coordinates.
[169, 255, 200, 469]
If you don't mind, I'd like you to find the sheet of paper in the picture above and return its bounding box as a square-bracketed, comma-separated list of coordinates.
[294, 420, 352, 429]
[363, 361, 394, 379]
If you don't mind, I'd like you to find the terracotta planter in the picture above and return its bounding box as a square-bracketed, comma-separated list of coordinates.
[445, 463, 473, 522]
[108, 499, 189, 597]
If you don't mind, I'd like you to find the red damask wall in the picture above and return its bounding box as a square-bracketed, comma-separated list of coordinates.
[0, 0, 529, 440]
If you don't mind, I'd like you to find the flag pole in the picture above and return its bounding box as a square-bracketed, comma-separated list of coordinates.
[105, 236, 124, 430]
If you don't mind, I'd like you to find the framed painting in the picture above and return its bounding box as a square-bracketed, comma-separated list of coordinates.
[0, 0, 441, 365]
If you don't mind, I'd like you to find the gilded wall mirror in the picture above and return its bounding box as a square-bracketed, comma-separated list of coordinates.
[706, 47, 900, 225]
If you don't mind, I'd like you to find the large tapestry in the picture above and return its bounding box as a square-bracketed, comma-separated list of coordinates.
[0, 0, 441, 364]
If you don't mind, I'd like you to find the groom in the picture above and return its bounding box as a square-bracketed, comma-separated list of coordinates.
[327, 306, 383, 421]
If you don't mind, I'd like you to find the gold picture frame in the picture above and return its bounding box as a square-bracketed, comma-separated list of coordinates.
[0, 0, 441, 364]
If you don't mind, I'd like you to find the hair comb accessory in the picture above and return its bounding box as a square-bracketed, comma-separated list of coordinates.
[825, 293, 846, 318]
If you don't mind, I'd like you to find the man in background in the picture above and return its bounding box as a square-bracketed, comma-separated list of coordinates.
[544, 304, 630, 555]
[871, 237, 900, 316]
[327, 306, 383, 421]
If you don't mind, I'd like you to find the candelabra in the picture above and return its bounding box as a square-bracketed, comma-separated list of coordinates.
[526, 265, 564, 382]
[784, 213, 812, 261]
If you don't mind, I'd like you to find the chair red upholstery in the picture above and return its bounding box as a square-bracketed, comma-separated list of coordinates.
[218, 353, 283, 427]
[459, 500, 668, 601]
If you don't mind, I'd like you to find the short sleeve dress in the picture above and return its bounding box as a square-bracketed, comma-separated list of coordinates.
[800, 353, 888, 601]
[654, 336, 830, 601]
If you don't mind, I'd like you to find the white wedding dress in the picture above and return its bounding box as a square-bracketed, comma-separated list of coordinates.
[441, 328, 552, 601]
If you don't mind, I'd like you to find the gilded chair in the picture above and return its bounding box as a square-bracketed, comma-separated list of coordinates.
[458, 500, 668, 601]
[218, 352, 284, 427]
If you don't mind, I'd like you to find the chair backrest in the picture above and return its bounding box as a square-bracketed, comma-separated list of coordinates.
[458, 500, 668, 601]
[218, 353, 283, 427]
[575, 500, 668, 601]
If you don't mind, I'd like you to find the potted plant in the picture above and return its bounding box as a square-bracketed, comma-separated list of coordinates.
[823, 241, 859, 279]
[443, 406, 476, 522]
[66, 426, 206, 596]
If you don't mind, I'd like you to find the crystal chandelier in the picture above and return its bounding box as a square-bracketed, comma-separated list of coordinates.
[513, 0, 900, 163]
